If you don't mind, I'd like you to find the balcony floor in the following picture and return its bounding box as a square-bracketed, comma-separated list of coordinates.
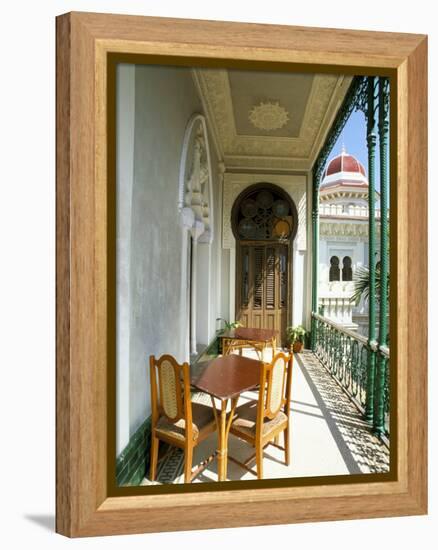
[141, 349, 389, 485]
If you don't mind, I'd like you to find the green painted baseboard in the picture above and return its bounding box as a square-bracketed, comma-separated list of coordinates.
[116, 417, 152, 486]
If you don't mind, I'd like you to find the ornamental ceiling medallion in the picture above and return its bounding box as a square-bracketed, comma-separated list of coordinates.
[192, 70, 351, 170]
[248, 101, 290, 131]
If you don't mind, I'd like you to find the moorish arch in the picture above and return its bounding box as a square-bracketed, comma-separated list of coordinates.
[178, 114, 214, 358]
[231, 182, 298, 344]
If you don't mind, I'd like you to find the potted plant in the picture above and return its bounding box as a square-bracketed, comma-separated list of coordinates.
[286, 325, 307, 353]
[216, 318, 243, 335]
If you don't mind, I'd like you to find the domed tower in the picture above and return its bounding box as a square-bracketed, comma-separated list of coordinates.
[320, 146, 370, 216]
[318, 147, 378, 333]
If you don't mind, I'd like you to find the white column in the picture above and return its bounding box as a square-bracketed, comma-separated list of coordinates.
[196, 241, 212, 346]
[180, 228, 191, 362]
[229, 245, 236, 322]
[190, 238, 198, 355]
[304, 171, 313, 329]
[215, 162, 225, 329]
[190, 220, 205, 355]
[180, 207, 195, 361]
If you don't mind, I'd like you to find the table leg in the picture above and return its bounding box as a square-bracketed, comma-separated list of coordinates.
[216, 397, 238, 482]
[223, 338, 234, 356]
[217, 400, 227, 481]
[272, 336, 279, 446]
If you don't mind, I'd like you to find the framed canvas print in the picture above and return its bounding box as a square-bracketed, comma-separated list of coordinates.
[56, 11, 428, 537]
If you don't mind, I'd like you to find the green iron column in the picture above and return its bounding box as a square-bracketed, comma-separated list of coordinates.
[365, 76, 378, 423]
[310, 174, 320, 351]
[374, 77, 390, 435]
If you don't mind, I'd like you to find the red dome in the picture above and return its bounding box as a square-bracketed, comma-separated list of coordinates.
[325, 151, 366, 177]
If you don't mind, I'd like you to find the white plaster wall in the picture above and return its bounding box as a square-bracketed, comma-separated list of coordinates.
[292, 247, 306, 327]
[116, 65, 227, 451]
[128, 65, 204, 437]
[117, 66, 204, 452]
[116, 64, 135, 455]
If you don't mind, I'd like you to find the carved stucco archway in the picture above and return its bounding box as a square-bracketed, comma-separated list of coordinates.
[178, 114, 214, 358]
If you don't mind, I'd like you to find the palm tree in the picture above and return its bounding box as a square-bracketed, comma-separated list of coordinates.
[350, 263, 390, 306]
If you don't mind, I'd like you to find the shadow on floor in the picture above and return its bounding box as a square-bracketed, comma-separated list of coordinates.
[23, 514, 55, 532]
[295, 351, 389, 474]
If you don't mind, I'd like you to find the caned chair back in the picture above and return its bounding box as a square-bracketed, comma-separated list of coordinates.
[259, 352, 293, 420]
[149, 355, 192, 425]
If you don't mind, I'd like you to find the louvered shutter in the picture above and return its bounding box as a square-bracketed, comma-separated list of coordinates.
[266, 247, 275, 309]
[253, 247, 264, 309]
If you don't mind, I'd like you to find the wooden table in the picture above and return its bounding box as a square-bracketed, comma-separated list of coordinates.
[219, 327, 278, 358]
[190, 354, 262, 481]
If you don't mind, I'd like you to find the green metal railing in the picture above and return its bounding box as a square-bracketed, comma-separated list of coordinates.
[379, 344, 390, 436]
[310, 75, 391, 439]
[313, 312, 390, 436]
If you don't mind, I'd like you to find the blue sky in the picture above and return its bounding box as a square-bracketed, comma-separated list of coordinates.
[324, 109, 381, 191]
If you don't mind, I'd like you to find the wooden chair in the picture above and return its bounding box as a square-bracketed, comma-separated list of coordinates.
[149, 354, 217, 483]
[228, 352, 293, 479]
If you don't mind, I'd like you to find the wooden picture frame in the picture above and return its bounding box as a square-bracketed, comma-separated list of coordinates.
[56, 11, 428, 537]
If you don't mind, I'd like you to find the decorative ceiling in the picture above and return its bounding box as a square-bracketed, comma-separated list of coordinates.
[192, 69, 352, 172]
[230, 70, 312, 137]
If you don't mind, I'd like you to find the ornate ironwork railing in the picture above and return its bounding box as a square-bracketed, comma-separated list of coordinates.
[380, 344, 390, 436]
[312, 313, 390, 436]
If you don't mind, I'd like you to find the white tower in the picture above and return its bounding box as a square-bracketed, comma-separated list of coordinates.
[318, 148, 380, 333]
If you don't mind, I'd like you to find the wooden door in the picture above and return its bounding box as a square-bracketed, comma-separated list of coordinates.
[236, 243, 289, 344]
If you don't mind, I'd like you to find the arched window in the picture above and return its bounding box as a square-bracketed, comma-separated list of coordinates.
[232, 187, 295, 242]
[329, 256, 340, 281]
[342, 256, 353, 281]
